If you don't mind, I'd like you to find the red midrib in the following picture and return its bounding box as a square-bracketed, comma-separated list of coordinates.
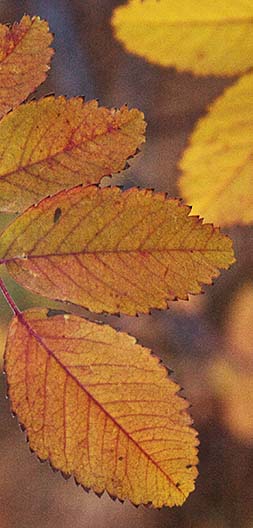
[0, 245, 233, 267]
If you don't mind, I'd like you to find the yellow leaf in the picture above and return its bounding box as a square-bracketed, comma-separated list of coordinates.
[0, 186, 235, 315]
[112, 0, 253, 75]
[0, 96, 145, 213]
[5, 308, 198, 507]
[0, 16, 53, 118]
[179, 73, 253, 226]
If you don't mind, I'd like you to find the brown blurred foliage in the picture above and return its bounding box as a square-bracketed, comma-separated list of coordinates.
[0, 1, 252, 528]
[209, 283, 253, 445]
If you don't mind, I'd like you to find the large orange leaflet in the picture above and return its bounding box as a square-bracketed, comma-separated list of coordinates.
[0, 16, 53, 119]
[0, 97, 145, 212]
[5, 308, 198, 507]
[0, 186, 235, 315]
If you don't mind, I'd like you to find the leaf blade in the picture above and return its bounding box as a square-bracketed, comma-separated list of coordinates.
[0, 16, 53, 118]
[0, 96, 146, 212]
[0, 186, 235, 315]
[179, 73, 253, 226]
[5, 308, 198, 507]
[112, 0, 253, 76]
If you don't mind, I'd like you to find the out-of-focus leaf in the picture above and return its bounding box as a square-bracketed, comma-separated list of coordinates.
[0, 16, 53, 119]
[112, 0, 253, 76]
[179, 74, 253, 226]
[210, 359, 253, 446]
[0, 186, 235, 315]
[210, 282, 253, 445]
[226, 282, 253, 361]
[5, 308, 198, 507]
[0, 96, 145, 212]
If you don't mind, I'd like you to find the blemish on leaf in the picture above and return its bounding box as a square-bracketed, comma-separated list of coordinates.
[53, 207, 62, 223]
[47, 308, 68, 318]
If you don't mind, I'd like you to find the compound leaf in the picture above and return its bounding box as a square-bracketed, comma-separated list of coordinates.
[5, 308, 198, 507]
[179, 73, 253, 226]
[0, 16, 53, 119]
[112, 0, 253, 76]
[0, 96, 145, 213]
[0, 186, 235, 315]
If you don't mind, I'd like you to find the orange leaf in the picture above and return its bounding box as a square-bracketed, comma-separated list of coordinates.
[0, 96, 145, 212]
[0, 16, 53, 119]
[0, 186, 235, 315]
[5, 308, 198, 507]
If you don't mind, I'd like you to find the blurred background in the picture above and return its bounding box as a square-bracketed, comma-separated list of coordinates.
[0, 1, 252, 527]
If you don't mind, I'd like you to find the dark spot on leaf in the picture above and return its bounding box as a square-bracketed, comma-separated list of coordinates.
[107, 123, 115, 133]
[47, 308, 68, 318]
[197, 51, 205, 60]
[118, 456, 123, 461]
[53, 207, 62, 223]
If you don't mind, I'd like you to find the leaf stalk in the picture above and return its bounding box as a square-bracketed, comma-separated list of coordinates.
[0, 277, 21, 316]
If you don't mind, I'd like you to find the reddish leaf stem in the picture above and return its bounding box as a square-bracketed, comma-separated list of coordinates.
[0, 277, 21, 316]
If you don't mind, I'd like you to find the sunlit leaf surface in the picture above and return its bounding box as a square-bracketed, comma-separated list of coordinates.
[112, 0, 253, 75]
[179, 74, 253, 226]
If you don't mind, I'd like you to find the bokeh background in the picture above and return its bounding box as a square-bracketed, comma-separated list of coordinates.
[0, 2, 253, 527]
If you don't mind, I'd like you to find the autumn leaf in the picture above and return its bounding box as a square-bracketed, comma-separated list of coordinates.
[226, 366, 253, 442]
[4, 308, 198, 507]
[0, 16, 53, 119]
[112, 0, 253, 76]
[210, 360, 253, 446]
[0, 186, 235, 315]
[225, 282, 253, 362]
[0, 96, 145, 213]
[179, 73, 253, 226]
[209, 283, 253, 445]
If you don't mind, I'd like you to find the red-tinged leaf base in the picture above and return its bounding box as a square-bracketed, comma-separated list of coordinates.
[5, 308, 198, 507]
